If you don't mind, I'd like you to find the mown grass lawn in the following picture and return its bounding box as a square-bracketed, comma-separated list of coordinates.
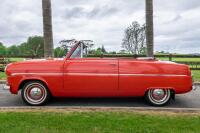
[0, 111, 200, 133]
[158, 57, 200, 62]
[9, 58, 24, 62]
[192, 70, 200, 82]
[0, 72, 6, 80]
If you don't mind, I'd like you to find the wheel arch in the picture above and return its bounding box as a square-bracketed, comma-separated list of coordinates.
[18, 78, 52, 95]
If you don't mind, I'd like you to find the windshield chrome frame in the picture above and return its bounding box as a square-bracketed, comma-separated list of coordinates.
[80, 42, 83, 58]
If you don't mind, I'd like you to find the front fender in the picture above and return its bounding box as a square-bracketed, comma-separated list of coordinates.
[7, 75, 49, 94]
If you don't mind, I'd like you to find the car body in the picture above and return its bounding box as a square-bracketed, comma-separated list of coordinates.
[5, 42, 193, 106]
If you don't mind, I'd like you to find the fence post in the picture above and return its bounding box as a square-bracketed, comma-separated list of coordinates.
[134, 54, 137, 58]
[169, 54, 172, 61]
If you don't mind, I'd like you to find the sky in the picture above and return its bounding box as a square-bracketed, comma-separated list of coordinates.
[0, 0, 200, 54]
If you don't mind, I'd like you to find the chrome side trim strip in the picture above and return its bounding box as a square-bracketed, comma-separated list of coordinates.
[11, 73, 63, 76]
[120, 74, 188, 77]
[64, 73, 117, 76]
[11, 73, 188, 77]
[65, 73, 187, 77]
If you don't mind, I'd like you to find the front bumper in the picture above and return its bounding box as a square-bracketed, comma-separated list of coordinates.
[3, 84, 10, 90]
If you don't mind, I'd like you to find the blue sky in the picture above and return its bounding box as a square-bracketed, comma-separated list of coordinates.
[0, 0, 200, 53]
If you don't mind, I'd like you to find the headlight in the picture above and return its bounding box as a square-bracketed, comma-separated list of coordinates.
[4, 63, 12, 76]
[4, 65, 7, 72]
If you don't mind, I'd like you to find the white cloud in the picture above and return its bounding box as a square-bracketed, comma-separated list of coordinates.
[0, 0, 200, 53]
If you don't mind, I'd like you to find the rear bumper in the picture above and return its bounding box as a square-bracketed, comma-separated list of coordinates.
[193, 82, 200, 90]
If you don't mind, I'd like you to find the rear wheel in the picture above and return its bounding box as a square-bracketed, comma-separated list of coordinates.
[21, 81, 50, 106]
[145, 89, 171, 106]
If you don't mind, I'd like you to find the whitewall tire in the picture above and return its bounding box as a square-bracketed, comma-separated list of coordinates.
[145, 89, 171, 106]
[21, 81, 50, 106]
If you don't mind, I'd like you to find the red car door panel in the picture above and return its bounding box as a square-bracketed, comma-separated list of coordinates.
[63, 58, 118, 97]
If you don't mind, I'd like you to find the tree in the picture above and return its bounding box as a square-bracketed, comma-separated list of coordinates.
[59, 39, 77, 55]
[122, 21, 146, 54]
[101, 45, 107, 53]
[59, 39, 95, 55]
[0, 42, 6, 55]
[7, 36, 44, 57]
[54, 47, 66, 57]
[25, 36, 44, 57]
[146, 0, 154, 57]
[89, 46, 107, 55]
[7, 45, 20, 56]
[96, 48, 103, 55]
[42, 0, 54, 57]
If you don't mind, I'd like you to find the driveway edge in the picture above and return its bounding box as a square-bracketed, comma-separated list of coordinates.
[194, 82, 200, 86]
[1, 106, 200, 113]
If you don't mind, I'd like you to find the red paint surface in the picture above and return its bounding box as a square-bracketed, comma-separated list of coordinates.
[6, 43, 193, 97]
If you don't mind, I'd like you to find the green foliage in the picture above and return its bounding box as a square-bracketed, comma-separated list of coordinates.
[0, 42, 7, 55]
[0, 111, 200, 133]
[101, 45, 107, 53]
[54, 47, 66, 57]
[89, 45, 107, 55]
[96, 47, 103, 55]
[0, 36, 68, 58]
[25, 36, 44, 57]
[1, 36, 44, 57]
[6, 45, 20, 56]
[108, 51, 117, 54]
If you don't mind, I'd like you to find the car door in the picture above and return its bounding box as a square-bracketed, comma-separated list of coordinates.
[63, 58, 118, 97]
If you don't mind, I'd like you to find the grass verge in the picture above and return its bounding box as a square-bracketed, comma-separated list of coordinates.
[192, 70, 200, 82]
[0, 72, 6, 80]
[0, 110, 200, 133]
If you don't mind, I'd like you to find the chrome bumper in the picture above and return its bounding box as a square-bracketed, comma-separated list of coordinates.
[2, 83, 10, 90]
[193, 83, 200, 90]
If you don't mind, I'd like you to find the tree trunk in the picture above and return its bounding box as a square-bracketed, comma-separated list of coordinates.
[145, 0, 154, 57]
[42, 0, 54, 57]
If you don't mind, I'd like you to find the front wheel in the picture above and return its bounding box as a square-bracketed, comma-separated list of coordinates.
[145, 89, 172, 106]
[21, 81, 50, 106]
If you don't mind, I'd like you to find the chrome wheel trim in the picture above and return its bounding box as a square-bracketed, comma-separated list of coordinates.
[148, 89, 171, 105]
[24, 83, 47, 105]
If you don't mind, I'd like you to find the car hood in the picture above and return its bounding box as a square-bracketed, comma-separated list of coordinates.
[5, 58, 65, 76]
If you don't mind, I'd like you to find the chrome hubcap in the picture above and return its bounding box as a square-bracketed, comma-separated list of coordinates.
[152, 89, 165, 100]
[29, 87, 43, 100]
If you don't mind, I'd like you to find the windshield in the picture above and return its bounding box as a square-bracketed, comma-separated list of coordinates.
[70, 44, 87, 58]
[71, 45, 81, 58]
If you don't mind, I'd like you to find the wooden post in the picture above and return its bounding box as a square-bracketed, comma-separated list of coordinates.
[169, 54, 172, 61]
[42, 0, 54, 58]
[146, 0, 154, 57]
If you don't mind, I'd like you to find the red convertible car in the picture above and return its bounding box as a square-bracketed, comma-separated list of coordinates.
[5, 42, 193, 106]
